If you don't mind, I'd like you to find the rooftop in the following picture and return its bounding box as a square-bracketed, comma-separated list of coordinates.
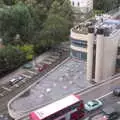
[72, 14, 120, 35]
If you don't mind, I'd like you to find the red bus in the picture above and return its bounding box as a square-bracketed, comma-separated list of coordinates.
[29, 94, 84, 120]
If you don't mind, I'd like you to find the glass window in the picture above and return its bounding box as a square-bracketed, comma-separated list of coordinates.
[71, 39, 87, 48]
[116, 59, 120, 68]
[71, 50, 87, 61]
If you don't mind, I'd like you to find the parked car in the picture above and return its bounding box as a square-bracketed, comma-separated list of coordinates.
[38, 63, 48, 72]
[9, 75, 25, 86]
[102, 106, 119, 120]
[85, 99, 103, 111]
[113, 87, 120, 96]
[23, 63, 33, 69]
[17, 75, 25, 80]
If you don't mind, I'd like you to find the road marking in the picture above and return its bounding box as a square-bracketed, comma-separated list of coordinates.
[1, 86, 11, 92]
[27, 70, 37, 75]
[21, 79, 26, 83]
[14, 84, 19, 88]
[0, 93, 4, 97]
[97, 91, 113, 100]
[50, 56, 59, 59]
[117, 101, 120, 104]
[21, 74, 32, 78]
[46, 58, 56, 62]
[41, 61, 52, 65]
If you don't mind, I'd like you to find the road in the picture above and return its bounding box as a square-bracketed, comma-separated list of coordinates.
[82, 92, 120, 119]
[20, 91, 120, 120]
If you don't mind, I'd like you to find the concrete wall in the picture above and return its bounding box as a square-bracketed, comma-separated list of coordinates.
[102, 31, 120, 79]
[95, 29, 104, 82]
[70, 29, 88, 41]
[87, 27, 94, 81]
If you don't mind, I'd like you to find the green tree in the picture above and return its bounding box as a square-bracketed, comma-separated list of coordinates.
[17, 44, 34, 60]
[0, 2, 34, 45]
[94, 0, 120, 12]
[0, 45, 25, 75]
[42, 14, 70, 46]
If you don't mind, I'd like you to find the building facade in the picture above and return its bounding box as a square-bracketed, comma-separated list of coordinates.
[70, 0, 93, 13]
[70, 17, 120, 82]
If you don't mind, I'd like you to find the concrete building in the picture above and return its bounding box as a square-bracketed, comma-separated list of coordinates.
[70, 0, 93, 13]
[70, 16, 120, 82]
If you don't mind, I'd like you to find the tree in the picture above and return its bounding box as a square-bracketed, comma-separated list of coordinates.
[94, 0, 120, 12]
[17, 44, 34, 60]
[41, 14, 70, 47]
[0, 45, 26, 75]
[0, 2, 34, 45]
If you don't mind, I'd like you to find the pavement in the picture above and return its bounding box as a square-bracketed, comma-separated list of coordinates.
[8, 58, 92, 119]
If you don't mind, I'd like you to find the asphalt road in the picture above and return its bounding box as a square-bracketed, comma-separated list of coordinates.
[82, 93, 120, 119]
[20, 91, 120, 120]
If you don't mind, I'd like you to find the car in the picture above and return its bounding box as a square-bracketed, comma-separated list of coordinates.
[84, 99, 103, 111]
[38, 64, 48, 72]
[9, 75, 25, 86]
[113, 88, 120, 96]
[102, 106, 119, 120]
[23, 63, 33, 69]
[17, 75, 25, 80]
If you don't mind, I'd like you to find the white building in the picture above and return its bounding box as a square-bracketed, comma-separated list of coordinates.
[70, 16, 120, 83]
[70, 0, 93, 13]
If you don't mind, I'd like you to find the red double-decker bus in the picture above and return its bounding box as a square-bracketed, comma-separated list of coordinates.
[29, 94, 84, 120]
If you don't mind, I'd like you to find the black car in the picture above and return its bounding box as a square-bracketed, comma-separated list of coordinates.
[113, 88, 120, 96]
[102, 107, 119, 120]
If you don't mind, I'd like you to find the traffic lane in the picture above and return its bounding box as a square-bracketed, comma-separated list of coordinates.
[100, 92, 120, 108]
[80, 77, 120, 103]
[83, 92, 120, 119]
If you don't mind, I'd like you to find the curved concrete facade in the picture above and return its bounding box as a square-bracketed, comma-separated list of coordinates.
[70, 29, 88, 60]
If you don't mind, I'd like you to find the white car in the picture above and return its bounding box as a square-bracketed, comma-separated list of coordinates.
[9, 75, 25, 85]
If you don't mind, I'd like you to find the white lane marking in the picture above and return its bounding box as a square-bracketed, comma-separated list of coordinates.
[97, 91, 113, 100]
[1, 86, 11, 92]
[0, 93, 4, 97]
[117, 101, 120, 104]
[27, 70, 37, 75]
[21, 74, 32, 78]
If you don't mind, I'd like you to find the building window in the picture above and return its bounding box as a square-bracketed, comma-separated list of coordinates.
[71, 50, 87, 61]
[72, 1, 74, 6]
[117, 47, 120, 55]
[71, 39, 87, 48]
[78, 2, 80, 6]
